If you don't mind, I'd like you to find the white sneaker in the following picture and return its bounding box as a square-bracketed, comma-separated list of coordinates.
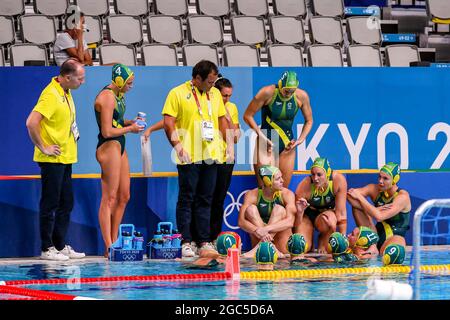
[190, 241, 199, 255]
[60, 245, 86, 259]
[41, 246, 69, 261]
[199, 242, 217, 253]
[182, 243, 196, 258]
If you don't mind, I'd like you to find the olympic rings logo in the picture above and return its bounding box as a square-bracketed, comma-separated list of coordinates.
[161, 251, 177, 259]
[122, 254, 137, 261]
[223, 190, 250, 230]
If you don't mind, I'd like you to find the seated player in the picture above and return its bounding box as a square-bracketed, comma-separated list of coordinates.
[238, 165, 296, 258]
[347, 162, 410, 265]
[286, 233, 318, 265]
[294, 157, 348, 253]
[328, 227, 379, 263]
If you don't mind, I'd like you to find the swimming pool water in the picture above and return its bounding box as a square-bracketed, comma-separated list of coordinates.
[0, 250, 449, 300]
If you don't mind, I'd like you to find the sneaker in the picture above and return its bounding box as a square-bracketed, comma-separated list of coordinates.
[41, 246, 69, 261]
[60, 245, 86, 259]
[182, 243, 196, 258]
[199, 242, 217, 253]
[190, 241, 199, 255]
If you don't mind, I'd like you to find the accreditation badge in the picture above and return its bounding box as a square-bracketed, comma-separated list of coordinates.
[71, 121, 80, 142]
[201, 120, 214, 142]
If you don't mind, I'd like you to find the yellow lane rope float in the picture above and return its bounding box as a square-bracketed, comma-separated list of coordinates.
[240, 264, 450, 280]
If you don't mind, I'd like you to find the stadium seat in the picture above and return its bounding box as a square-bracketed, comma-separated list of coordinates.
[427, 0, 450, 20]
[74, 0, 109, 18]
[106, 15, 143, 47]
[311, 0, 345, 18]
[113, 0, 150, 17]
[234, 0, 269, 17]
[141, 44, 178, 66]
[347, 44, 383, 66]
[20, 14, 56, 46]
[346, 16, 382, 45]
[0, 16, 15, 47]
[147, 15, 183, 46]
[182, 44, 219, 66]
[153, 0, 188, 18]
[84, 15, 103, 46]
[385, 44, 421, 66]
[267, 44, 304, 66]
[272, 0, 307, 18]
[10, 43, 48, 66]
[0, 0, 25, 17]
[187, 15, 223, 45]
[222, 44, 260, 66]
[99, 44, 136, 66]
[309, 16, 344, 46]
[33, 0, 68, 18]
[269, 16, 305, 45]
[196, 0, 230, 18]
[0, 47, 5, 66]
[307, 44, 343, 66]
[230, 16, 266, 46]
[384, 6, 429, 34]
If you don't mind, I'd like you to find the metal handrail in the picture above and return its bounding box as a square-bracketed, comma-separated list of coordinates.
[412, 199, 450, 300]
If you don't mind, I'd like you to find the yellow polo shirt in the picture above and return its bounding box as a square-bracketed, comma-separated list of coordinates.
[220, 102, 240, 163]
[32, 77, 78, 164]
[162, 81, 226, 164]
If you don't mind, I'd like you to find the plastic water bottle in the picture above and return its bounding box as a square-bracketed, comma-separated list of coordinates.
[172, 229, 182, 248]
[136, 112, 147, 129]
[138, 111, 152, 177]
[133, 231, 144, 250]
[122, 231, 133, 250]
[153, 231, 163, 249]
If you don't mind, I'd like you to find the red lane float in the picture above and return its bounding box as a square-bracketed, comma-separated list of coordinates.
[4, 272, 231, 286]
[0, 285, 77, 300]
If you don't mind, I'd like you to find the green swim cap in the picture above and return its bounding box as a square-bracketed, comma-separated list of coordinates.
[112, 63, 134, 89]
[286, 233, 308, 256]
[278, 71, 299, 90]
[259, 165, 280, 188]
[355, 226, 379, 249]
[255, 242, 278, 265]
[311, 157, 332, 179]
[380, 162, 400, 185]
[328, 232, 349, 255]
[216, 231, 241, 256]
[382, 243, 406, 265]
[333, 252, 358, 263]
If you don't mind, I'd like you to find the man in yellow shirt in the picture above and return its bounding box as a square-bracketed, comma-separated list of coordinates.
[162, 60, 233, 258]
[26, 59, 86, 261]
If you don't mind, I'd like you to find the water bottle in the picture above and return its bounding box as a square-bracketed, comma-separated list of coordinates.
[122, 231, 133, 250]
[133, 231, 144, 250]
[136, 112, 147, 129]
[138, 111, 152, 177]
[153, 231, 163, 249]
[172, 229, 182, 248]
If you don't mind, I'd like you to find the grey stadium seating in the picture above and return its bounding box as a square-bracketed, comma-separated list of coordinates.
[141, 43, 178, 66]
[307, 44, 343, 66]
[347, 45, 383, 67]
[267, 44, 304, 67]
[223, 44, 260, 66]
[10, 43, 48, 66]
[99, 44, 137, 66]
[182, 44, 219, 66]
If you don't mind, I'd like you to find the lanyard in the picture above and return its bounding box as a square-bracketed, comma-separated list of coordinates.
[63, 91, 74, 124]
[191, 81, 212, 120]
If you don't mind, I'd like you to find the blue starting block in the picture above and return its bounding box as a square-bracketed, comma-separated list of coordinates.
[109, 224, 144, 262]
[147, 222, 182, 259]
